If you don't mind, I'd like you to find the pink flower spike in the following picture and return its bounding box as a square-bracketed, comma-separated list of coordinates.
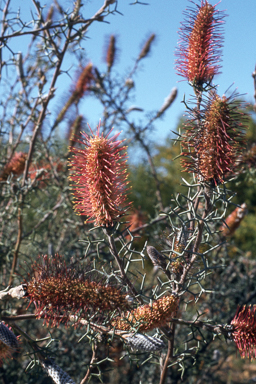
[231, 305, 256, 359]
[69, 121, 131, 227]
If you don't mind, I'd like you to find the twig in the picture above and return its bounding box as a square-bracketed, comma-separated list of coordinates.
[80, 344, 97, 384]
[103, 227, 143, 304]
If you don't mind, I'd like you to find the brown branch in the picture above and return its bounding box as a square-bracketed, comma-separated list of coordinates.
[0, 0, 11, 80]
[159, 323, 176, 384]
[104, 227, 143, 304]
[8, 22, 73, 286]
[80, 344, 97, 384]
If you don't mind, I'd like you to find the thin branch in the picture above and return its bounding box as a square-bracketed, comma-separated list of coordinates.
[103, 227, 143, 304]
[80, 344, 97, 384]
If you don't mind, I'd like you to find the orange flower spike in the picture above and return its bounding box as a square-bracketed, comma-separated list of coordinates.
[106, 35, 116, 70]
[220, 203, 247, 237]
[69, 121, 131, 227]
[74, 62, 94, 99]
[24, 254, 130, 327]
[231, 305, 256, 359]
[112, 295, 179, 332]
[0, 152, 27, 181]
[176, 0, 225, 86]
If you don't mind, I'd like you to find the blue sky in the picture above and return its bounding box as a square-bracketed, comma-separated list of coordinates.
[4, 0, 256, 147]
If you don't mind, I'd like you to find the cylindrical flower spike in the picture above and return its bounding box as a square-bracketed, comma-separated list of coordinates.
[111, 294, 179, 332]
[181, 91, 247, 185]
[40, 359, 76, 384]
[69, 121, 131, 227]
[24, 254, 130, 327]
[123, 333, 165, 352]
[176, 0, 225, 87]
[220, 203, 247, 237]
[138, 34, 155, 61]
[231, 305, 256, 359]
[0, 322, 19, 365]
[74, 63, 94, 99]
[106, 35, 116, 70]
[0, 152, 27, 181]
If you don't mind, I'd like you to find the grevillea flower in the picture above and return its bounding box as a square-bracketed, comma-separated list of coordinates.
[69, 122, 131, 227]
[138, 34, 156, 61]
[54, 64, 93, 129]
[111, 295, 179, 332]
[74, 63, 94, 99]
[231, 305, 256, 359]
[181, 91, 247, 185]
[0, 152, 27, 181]
[24, 254, 130, 327]
[175, 0, 225, 86]
[0, 322, 19, 365]
[220, 203, 247, 237]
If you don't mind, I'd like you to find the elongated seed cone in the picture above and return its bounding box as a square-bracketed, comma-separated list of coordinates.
[40, 359, 76, 384]
[0, 322, 19, 365]
[0, 322, 18, 350]
[147, 246, 167, 271]
[123, 333, 165, 352]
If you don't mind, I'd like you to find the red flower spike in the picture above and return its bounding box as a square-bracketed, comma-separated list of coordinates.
[231, 305, 256, 359]
[175, 0, 225, 86]
[24, 254, 130, 327]
[69, 121, 131, 227]
[181, 91, 247, 185]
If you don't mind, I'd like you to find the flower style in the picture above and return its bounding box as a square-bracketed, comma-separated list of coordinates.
[111, 295, 179, 332]
[69, 121, 131, 227]
[0, 322, 19, 365]
[24, 254, 130, 327]
[175, 0, 225, 86]
[181, 91, 247, 185]
[231, 305, 256, 359]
